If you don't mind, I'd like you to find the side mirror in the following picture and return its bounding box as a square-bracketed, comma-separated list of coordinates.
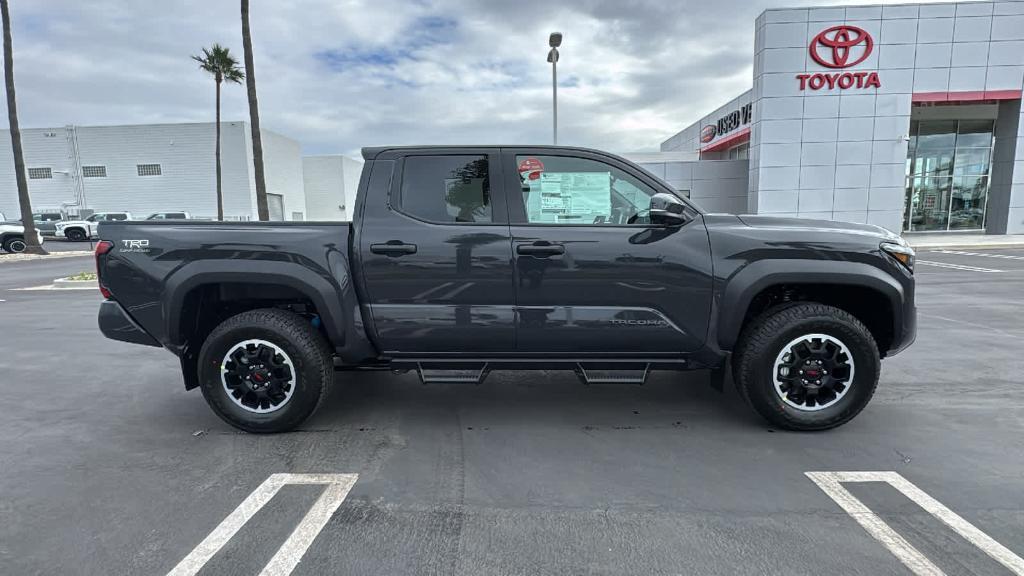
[649, 192, 688, 226]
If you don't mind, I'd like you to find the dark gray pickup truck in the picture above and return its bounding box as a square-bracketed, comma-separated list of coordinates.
[96, 146, 916, 433]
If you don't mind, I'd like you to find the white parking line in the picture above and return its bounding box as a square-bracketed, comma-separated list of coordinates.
[166, 473, 358, 576]
[931, 250, 1024, 261]
[807, 471, 1024, 576]
[916, 260, 1003, 273]
[9, 285, 98, 291]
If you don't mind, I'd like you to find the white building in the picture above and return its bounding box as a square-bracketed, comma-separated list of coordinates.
[302, 155, 363, 221]
[0, 122, 307, 221]
[647, 0, 1024, 235]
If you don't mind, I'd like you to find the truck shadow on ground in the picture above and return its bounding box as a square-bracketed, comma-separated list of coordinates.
[311, 368, 763, 433]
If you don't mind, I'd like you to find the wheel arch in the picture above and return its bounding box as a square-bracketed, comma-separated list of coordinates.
[717, 260, 905, 355]
[63, 225, 88, 239]
[165, 260, 349, 351]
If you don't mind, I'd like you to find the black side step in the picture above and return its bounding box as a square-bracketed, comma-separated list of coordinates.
[576, 363, 649, 385]
[416, 363, 489, 385]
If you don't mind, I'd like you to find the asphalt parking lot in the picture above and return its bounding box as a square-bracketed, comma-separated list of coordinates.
[1, 249, 1023, 575]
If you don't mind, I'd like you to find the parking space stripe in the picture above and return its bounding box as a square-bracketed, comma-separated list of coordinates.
[806, 472, 942, 575]
[916, 260, 1003, 273]
[807, 471, 1024, 576]
[931, 250, 1024, 261]
[166, 473, 358, 576]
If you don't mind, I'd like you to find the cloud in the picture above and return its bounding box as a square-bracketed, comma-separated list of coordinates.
[4, 0, 949, 156]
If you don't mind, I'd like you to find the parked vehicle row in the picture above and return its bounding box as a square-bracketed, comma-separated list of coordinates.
[44, 211, 191, 241]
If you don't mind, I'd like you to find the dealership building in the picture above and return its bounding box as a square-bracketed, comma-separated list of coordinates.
[0, 122, 361, 222]
[645, 0, 1024, 235]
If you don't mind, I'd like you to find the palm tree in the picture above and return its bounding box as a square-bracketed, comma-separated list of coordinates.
[241, 0, 269, 221]
[192, 44, 243, 221]
[2, 0, 44, 254]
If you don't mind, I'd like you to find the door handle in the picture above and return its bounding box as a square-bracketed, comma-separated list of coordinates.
[516, 242, 565, 257]
[370, 241, 418, 256]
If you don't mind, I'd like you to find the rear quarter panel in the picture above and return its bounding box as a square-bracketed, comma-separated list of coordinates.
[97, 221, 368, 359]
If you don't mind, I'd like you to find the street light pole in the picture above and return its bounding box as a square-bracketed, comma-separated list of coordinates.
[548, 32, 562, 146]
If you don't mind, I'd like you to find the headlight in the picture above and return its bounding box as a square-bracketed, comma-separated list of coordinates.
[881, 241, 914, 273]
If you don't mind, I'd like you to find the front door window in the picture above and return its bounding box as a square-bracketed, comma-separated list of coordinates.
[905, 119, 994, 232]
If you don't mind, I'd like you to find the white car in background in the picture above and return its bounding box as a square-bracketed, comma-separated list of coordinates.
[145, 211, 191, 220]
[0, 222, 45, 253]
[55, 212, 133, 241]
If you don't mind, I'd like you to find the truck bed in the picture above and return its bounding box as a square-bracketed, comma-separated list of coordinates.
[96, 220, 365, 362]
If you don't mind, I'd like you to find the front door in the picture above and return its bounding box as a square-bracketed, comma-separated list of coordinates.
[358, 149, 515, 354]
[504, 149, 713, 355]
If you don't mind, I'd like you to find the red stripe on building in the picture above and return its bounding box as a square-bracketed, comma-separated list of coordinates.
[700, 127, 750, 154]
[912, 90, 1022, 103]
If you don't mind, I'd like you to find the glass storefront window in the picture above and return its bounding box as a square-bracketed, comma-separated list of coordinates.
[911, 151, 954, 177]
[907, 176, 952, 231]
[950, 176, 987, 230]
[917, 121, 957, 150]
[956, 120, 995, 148]
[953, 149, 989, 176]
[904, 119, 994, 232]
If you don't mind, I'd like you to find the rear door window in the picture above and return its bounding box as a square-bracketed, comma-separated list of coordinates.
[399, 155, 492, 223]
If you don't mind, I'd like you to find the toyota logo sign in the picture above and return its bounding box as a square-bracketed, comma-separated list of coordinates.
[700, 125, 717, 143]
[809, 25, 873, 69]
[797, 24, 881, 91]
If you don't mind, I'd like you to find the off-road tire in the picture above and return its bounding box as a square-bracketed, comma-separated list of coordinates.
[198, 308, 332, 433]
[732, 303, 880, 431]
[2, 235, 27, 253]
[65, 228, 87, 242]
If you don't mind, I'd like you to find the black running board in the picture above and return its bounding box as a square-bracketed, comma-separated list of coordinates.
[416, 363, 488, 385]
[400, 360, 658, 386]
[575, 364, 649, 385]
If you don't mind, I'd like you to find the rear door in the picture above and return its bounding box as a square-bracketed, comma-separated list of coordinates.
[504, 149, 713, 354]
[357, 149, 515, 354]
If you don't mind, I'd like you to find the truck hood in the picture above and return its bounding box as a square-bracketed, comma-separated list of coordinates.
[735, 214, 902, 244]
[55, 220, 89, 227]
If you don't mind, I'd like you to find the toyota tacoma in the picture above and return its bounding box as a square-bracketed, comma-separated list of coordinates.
[95, 146, 916, 433]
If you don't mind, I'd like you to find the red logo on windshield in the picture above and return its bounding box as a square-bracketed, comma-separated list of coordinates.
[809, 25, 873, 69]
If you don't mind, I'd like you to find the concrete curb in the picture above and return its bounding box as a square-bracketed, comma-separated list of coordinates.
[0, 251, 93, 264]
[53, 277, 98, 287]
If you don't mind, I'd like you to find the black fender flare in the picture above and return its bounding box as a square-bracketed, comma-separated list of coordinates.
[716, 259, 906, 351]
[163, 259, 347, 349]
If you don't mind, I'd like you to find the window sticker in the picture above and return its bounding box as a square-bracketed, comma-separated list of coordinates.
[527, 172, 611, 223]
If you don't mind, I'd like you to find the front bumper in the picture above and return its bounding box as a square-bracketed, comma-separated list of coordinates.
[98, 300, 161, 347]
[885, 299, 917, 357]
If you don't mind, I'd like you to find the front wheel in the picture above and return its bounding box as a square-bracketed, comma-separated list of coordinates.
[197, 308, 333, 433]
[65, 228, 88, 242]
[732, 303, 880, 431]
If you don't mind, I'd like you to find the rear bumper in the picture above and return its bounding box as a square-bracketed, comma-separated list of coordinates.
[98, 300, 161, 347]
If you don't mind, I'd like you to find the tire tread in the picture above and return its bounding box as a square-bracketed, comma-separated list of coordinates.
[198, 308, 333, 433]
[733, 302, 880, 431]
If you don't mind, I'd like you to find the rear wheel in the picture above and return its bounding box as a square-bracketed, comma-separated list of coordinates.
[733, 303, 880, 431]
[65, 228, 87, 242]
[2, 236, 27, 253]
[198, 308, 333, 433]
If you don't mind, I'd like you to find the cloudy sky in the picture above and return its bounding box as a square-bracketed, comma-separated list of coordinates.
[7, 0, 941, 156]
